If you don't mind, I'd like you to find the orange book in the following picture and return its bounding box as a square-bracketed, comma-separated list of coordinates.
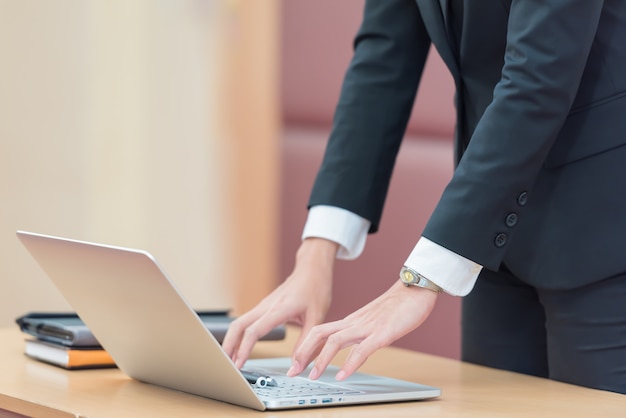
[24, 339, 116, 369]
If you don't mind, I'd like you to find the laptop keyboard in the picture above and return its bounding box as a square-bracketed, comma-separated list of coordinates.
[253, 376, 363, 399]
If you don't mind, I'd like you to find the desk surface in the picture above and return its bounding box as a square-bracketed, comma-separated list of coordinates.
[1, 327, 624, 417]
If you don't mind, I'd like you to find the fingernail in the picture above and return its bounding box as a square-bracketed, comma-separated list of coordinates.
[335, 370, 346, 381]
[308, 366, 319, 380]
[287, 360, 300, 376]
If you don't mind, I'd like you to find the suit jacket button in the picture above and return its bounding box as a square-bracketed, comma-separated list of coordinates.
[517, 192, 528, 206]
[494, 233, 508, 248]
[505, 213, 518, 227]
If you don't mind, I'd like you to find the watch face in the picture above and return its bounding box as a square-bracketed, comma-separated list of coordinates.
[400, 269, 415, 284]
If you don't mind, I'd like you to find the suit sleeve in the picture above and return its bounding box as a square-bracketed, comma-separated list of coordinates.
[423, 0, 606, 270]
[308, 0, 432, 233]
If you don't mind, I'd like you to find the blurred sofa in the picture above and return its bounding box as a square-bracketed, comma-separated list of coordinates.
[278, 1, 461, 359]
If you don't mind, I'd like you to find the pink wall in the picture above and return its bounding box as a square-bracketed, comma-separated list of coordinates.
[280, 0, 456, 138]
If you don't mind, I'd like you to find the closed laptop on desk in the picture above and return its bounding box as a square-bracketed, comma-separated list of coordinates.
[16, 230, 440, 411]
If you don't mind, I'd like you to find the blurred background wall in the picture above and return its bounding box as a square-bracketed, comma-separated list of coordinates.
[0, 0, 279, 326]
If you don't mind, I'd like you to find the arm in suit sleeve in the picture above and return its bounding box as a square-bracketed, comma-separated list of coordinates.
[423, 0, 606, 270]
[308, 0, 432, 232]
[303, 206, 482, 296]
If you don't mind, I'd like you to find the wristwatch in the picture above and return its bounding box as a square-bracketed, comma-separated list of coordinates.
[399, 266, 443, 293]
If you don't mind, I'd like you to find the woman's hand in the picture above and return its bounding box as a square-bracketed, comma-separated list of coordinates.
[286, 280, 439, 381]
[222, 238, 338, 368]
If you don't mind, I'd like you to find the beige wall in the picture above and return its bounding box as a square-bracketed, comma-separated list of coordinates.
[218, 1, 280, 314]
[0, 1, 279, 326]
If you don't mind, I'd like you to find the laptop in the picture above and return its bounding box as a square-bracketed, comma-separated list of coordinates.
[16, 230, 441, 410]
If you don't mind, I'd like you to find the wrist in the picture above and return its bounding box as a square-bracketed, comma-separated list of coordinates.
[392, 279, 439, 305]
[299, 237, 340, 255]
[296, 238, 339, 269]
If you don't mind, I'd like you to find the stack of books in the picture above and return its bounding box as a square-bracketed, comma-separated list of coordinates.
[16, 310, 286, 370]
[17, 312, 116, 369]
[23, 338, 116, 370]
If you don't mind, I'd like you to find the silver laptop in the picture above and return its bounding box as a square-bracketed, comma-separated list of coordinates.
[16, 230, 441, 411]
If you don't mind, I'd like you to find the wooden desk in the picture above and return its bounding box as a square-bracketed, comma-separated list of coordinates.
[1, 327, 624, 417]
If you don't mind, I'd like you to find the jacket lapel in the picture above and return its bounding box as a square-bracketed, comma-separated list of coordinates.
[416, 0, 459, 79]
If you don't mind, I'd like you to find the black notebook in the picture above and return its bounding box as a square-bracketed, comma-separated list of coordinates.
[17, 311, 285, 347]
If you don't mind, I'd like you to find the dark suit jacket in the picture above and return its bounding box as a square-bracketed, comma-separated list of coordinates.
[309, 0, 626, 289]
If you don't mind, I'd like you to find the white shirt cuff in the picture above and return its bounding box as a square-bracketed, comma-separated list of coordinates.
[405, 237, 482, 296]
[302, 205, 370, 260]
